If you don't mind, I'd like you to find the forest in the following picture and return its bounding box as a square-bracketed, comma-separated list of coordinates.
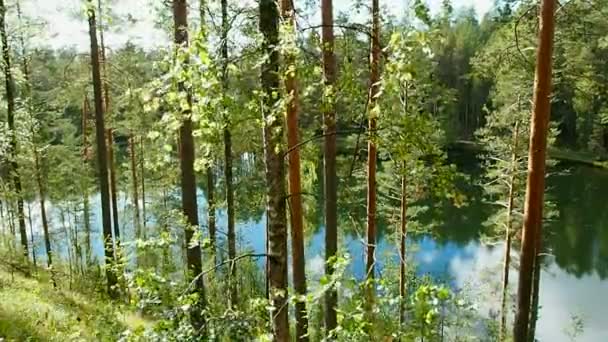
[0, 0, 606, 341]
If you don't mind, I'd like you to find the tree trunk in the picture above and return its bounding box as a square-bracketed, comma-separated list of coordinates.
[528, 252, 542, 342]
[107, 129, 120, 249]
[206, 167, 216, 264]
[82, 95, 92, 264]
[281, 0, 309, 340]
[86, 0, 118, 298]
[172, 0, 207, 331]
[366, 0, 380, 300]
[0, 0, 28, 259]
[140, 136, 147, 232]
[220, 0, 238, 308]
[26, 203, 36, 268]
[33, 148, 53, 266]
[260, 0, 289, 339]
[96, 0, 120, 252]
[500, 121, 519, 341]
[129, 134, 142, 240]
[321, 0, 338, 336]
[399, 170, 407, 326]
[512, 0, 556, 340]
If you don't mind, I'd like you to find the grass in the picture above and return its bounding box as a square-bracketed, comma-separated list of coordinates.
[0, 267, 147, 341]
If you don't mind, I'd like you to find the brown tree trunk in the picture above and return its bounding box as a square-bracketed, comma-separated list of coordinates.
[129, 134, 142, 239]
[499, 122, 519, 341]
[281, 0, 309, 340]
[86, 0, 118, 298]
[512, 0, 556, 340]
[97, 1, 120, 251]
[172, 0, 207, 331]
[26, 203, 36, 268]
[528, 250, 542, 342]
[140, 136, 147, 232]
[107, 129, 120, 248]
[500, 121, 519, 341]
[366, 0, 380, 299]
[260, 0, 289, 339]
[34, 148, 53, 267]
[0, 0, 28, 259]
[321, 0, 338, 335]
[220, 0, 237, 308]
[82, 95, 92, 264]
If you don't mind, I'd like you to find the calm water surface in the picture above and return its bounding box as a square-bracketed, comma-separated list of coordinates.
[31, 155, 608, 341]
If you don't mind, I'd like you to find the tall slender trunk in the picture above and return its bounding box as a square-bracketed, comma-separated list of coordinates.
[172, 0, 207, 331]
[82, 95, 92, 264]
[321, 0, 338, 335]
[129, 135, 142, 240]
[528, 251, 542, 342]
[107, 129, 120, 249]
[260, 0, 289, 339]
[399, 170, 407, 326]
[140, 136, 147, 233]
[500, 121, 520, 341]
[34, 148, 53, 268]
[86, 0, 118, 298]
[206, 167, 216, 263]
[512, 0, 556, 340]
[61, 208, 74, 281]
[70, 206, 82, 275]
[26, 203, 36, 268]
[17, 1, 36, 269]
[281, 0, 308, 339]
[0, 0, 28, 259]
[366, 0, 381, 300]
[97, 0, 120, 251]
[201, 1, 215, 257]
[398, 87, 409, 327]
[220, 0, 237, 308]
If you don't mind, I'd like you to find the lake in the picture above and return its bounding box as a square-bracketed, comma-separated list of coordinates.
[25, 153, 608, 341]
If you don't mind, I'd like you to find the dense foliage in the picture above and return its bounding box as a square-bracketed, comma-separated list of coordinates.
[0, 0, 604, 341]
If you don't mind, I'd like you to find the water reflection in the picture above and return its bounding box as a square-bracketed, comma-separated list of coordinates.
[22, 159, 608, 341]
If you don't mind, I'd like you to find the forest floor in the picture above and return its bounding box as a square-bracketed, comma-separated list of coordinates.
[0, 266, 146, 341]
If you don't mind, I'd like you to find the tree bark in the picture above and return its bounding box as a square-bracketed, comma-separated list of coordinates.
[26, 203, 36, 267]
[399, 170, 407, 326]
[140, 136, 147, 232]
[34, 148, 53, 266]
[321, 0, 338, 335]
[97, 0, 120, 252]
[260, 0, 290, 339]
[512, 0, 556, 340]
[0, 0, 28, 259]
[500, 121, 519, 341]
[82, 95, 92, 264]
[107, 129, 120, 249]
[220, 0, 238, 308]
[86, 0, 118, 298]
[206, 167, 216, 264]
[172, 0, 207, 331]
[528, 250, 542, 342]
[366, 0, 380, 299]
[281, 0, 309, 340]
[129, 134, 142, 240]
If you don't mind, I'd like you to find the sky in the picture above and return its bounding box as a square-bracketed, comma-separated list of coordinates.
[19, 0, 494, 51]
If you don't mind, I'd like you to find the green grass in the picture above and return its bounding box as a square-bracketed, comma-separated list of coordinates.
[0, 268, 147, 341]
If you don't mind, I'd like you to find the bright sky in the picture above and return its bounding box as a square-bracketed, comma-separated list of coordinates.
[20, 0, 493, 51]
